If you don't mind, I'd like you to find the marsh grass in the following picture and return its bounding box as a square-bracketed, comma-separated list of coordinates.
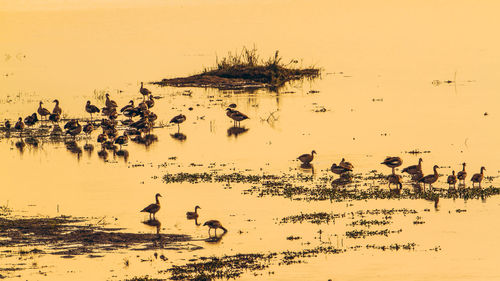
[156, 47, 320, 90]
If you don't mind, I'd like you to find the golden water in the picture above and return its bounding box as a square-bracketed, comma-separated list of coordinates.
[1, 1, 500, 280]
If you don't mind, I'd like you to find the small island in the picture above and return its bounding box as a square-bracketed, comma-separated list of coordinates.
[153, 47, 321, 91]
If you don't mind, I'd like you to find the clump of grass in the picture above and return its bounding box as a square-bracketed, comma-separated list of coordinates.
[156, 46, 320, 90]
[204, 47, 320, 86]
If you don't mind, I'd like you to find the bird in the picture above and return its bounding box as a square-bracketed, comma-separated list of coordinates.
[145, 95, 155, 109]
[105, 93, 117, 109]
[114, 132, 128, 150]
[141, 193, 162, 219]
[49, 113, 61, 123]
[65, 120, 82, 138]
[203, 220, 227, 236]
[447, 170, 457, 189]
[387, 173, 403, 189]
[4, 120, 11, 130]
[83, 122, 94, 137]
[186, 206, 201, 219]
[297, 150, 316, 164]
[85, 101, 100, 120]
[14, 117, 24, 133]
[37, 101, 50, 121]
[457, 163, 467, 185]
[120, 100, 134, 113]
[330, 163, 352, 175]
[140, 82, 151, 100]
[339, 158, 354, 170]
[381, 156, 403, 173]
[170, 114, 186, 133]
[402, 158, 423, 179]
[225, 108, 249, 127]
[24, 113, 38, 127]
[52, 99, 62, 115]
[471, 167, 486, 188]
[418, 165, 439, 190]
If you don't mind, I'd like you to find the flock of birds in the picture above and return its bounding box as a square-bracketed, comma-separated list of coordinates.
[3, 82, 250, 157]
[298, 151, 487, 189]
[141, 193, 227, 237]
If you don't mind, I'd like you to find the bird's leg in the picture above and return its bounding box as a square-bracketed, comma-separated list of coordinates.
[177, 124, 180, 134]
[208, 228, 211, 236]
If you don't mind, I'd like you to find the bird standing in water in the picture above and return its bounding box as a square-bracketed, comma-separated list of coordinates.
[52, 99, 62, 115]
[170, 114, 186, 133]
[37, 101, 50, 121]
[86, 101, 100, 120]
[447, 171, 457, 189]
[471, 167, 486, 188]
[402, 158, 423, 179]
[140, 82, 151, 100]
[141, 193, 162, 219]
[418, 165, 439, 190]
[457, 163, 467, 185]
[381, 156, 403, 174]
[203, 220, 227, 236]
[298, 150, 316, 164]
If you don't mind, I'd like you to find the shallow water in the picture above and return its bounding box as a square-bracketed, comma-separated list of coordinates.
[1, 0, 500, 280]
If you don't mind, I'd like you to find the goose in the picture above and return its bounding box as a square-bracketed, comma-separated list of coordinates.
[52, 99, 62, 115]
[37, 101, 50, 121]
[471, 167, 486, 188]
[83, 122, 94, 137]
[330, 163, 352, 175]
[139, 82, 151, 100]
[65, 121, 82, 138]
[120, 100, 134, 112]
[24, 113, 38, 127]
[381, 156, 403, 173]
[141, 193, 162, 219]
[114, 132, 128, 150]
[402, 158, 423, 178]
[447, 171, 457, 189]
[86, 101, 100, 120]
[14, 117, 24, 134]
[49, 113, 60, 123]
[170, 114, 186, 133]
[203, 220, 227, 236]
[225, 108, 249, 127]
[145, 95, 155, 109]
[105, 93, 117, 109]
[4, 120, 11, 130]
[387, 173, 403, 189]
[339, 158, 354, 170]
[186, 206, 201, 219]
[298, 150, 316, 164]
[457, 163, 467, 184]
[418, 165, 439, 190]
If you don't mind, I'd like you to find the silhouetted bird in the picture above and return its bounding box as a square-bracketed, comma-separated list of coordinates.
[141, 193, 162, 219]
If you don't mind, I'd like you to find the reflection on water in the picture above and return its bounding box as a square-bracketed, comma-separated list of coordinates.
[227, 126, 248, 137]
[170, 132, 186, 141]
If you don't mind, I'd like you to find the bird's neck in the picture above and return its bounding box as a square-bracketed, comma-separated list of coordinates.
[155, 196, 160, 205]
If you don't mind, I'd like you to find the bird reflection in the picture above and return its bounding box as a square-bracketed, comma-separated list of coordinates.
[331, 173, 352, 187]
[15, 138, 25, 154]
[142, 218, 161, 237]
[25, 137, 40, 147]
[186, 206, 201, 226]
[65, 140, 82, 160]
[114, 149, 129, 162]
[170, 132, 187, 141]
[300, 163, 315, 174]
[227, 126, 248, 137]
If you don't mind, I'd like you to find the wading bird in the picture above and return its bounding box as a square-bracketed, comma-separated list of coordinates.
[37, 101, 50, 121]
[471, 167, 486, 188]
[402, 158, 423, 179]
[203, 220, 227, 236]
[418, 165, 439, 190]
[298, 150, 316, 164]
[52, 99, 62, 115]
[141, 193, 162, 219]
[381, 156, 403, 174]
[457, 163, 467, 185]
[170, 114, 186, 133]
[86, 101, 100, 120]
[447, 170, 457, 189]
[140, 82, 151, 100]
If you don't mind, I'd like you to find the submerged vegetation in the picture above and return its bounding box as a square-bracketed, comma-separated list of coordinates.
[154, 47, 320, 90]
